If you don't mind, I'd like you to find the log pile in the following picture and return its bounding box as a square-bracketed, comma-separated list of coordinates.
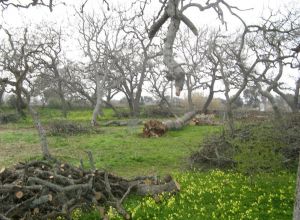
[0, 160, 180, 220]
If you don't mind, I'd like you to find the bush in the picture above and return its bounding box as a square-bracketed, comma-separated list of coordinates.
[0, 113, 20, 124]
[113, 108, 131, 118]
[47, 97, 62, 109]
[142, 106, 173, 118]
[48, 121, 92, 136]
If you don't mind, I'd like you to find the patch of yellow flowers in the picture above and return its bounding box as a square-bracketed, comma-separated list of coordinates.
[70, 170, 295, 220]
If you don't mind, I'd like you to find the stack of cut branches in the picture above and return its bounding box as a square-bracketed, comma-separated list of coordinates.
[0, 160, 180, 219]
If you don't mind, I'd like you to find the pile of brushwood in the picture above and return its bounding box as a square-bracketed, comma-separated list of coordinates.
[48, 121, 93, 136]
[0, 160, 180, 220]
[190, 113, 300, 171]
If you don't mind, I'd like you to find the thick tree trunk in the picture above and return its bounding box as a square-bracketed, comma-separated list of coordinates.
[132, 98, 140, 117]
[0, 87, 5, 105]
[57, 78, 68, 118]
[91, 73, 104, 126]
[143, 110, 198, 137]
[186, 75, 194, 111]
[163, 0, 185, 96]
[202, 78, 216, 114]
[15, 86, 26, 117]
[225, 103, 235, 136]
[293, 153, 300, 220]
[163, 110, 198, 129]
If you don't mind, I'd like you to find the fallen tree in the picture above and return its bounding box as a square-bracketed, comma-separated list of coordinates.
[103, 120, 144, 127]
[0, 160, 180, 220]
[143, 110, 198, 137]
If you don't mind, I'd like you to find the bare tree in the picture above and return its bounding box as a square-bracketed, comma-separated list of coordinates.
[176, 27, 207, 110]
[0, 27, 35, 116]
[109, 12, 158, 117]
[0, 26, 51, 158]
[78, 11, 111, 126]
[244, 10, 299, 115]
[35, 25, 70, 117]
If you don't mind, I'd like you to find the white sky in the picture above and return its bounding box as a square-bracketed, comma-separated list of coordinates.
[0, 0, 299, 100]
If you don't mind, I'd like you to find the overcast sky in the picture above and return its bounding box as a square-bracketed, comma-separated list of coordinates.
[1, 0, 299, 28]
[0, 0, 299, 99]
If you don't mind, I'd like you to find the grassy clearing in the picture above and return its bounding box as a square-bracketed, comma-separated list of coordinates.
[0, 113, 219, 176]
[0, 108, 296, 219]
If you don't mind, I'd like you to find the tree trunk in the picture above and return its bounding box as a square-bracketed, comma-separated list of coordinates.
[28, 105, 51, 159]
[24, 90, 51, 159]
[132, 98, 140, 117]
[186, 75, 194, 111]
[15, 86, 26, 117]
[57, 78, 68, 118]
[293, 153, 300, 220]
[163, 0, 185, 96]
[91, 73, 104, 126]
[0, 86, 5, 106]
[224, 100, 235, 137]
[163, 110, 198, 129]
[143, 110, 198, 137]
[202, 77, 216, 114]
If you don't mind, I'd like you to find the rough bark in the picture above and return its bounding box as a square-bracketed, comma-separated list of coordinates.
[163, 0, 185, 96]
[91, 72, 106, 126]
[202, 76, 216, 114]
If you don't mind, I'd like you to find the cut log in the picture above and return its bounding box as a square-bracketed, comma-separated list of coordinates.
[143, 110, 199, 137]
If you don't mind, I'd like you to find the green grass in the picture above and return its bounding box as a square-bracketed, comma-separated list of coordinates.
[0, 107, 296, 219]
[0, 121, 219, 176]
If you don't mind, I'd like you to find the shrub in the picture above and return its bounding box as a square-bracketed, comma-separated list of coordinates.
[190, 114, 300, 174]
[48, 121, 92, 136]
[0, 113, 20, 124]
[142, 106, 173, 118]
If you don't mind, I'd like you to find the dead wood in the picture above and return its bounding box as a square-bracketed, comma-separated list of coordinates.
[103, 120, 143, 127]
[0, 159, 180, 219]
[143, 110, 199, 137]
